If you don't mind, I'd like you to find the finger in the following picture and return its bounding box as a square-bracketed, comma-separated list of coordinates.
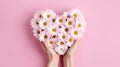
[40, 42, 48, 52]
[68, 39, 80, 53]
[41, 41, 51, 51]
[41, 41, 57, 55]
[74, 39, 80, 47]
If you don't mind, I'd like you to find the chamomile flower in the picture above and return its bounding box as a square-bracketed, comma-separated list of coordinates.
[57, 40, 67, 48]
[38, 19, 51, 29]
[39, 32, 50, 41]
[70, 9, 81, 19]
[58, 26, 70, 34]
[33, 29, 41, 39]
[34, 10, 43, 19]
[43, 9, 56, 19]
[76, 20, 87, 32]
[55, 45, 68, 55]
[47, 38, 57, 48]
[64, 18, 75, 28]
[31, 19, 40, 29]
[71, 28, 83, 39]
[66, 36, 75, 47]
[56, 16, 66, 25]
[49, 25, 59, 35]
[63, 11, 71, 18]
[58, 32, 69, 41]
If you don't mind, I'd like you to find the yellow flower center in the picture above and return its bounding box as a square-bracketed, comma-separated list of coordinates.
[52, 19, 55, 22]
[43, 22, 47, 26]
[68, 21, 72, 25]
[52, 35, 56, 38]
[60, 41, 64, 45]
[52, 28, 56, 32]
[68, 38, 72, 42]
[59, 18, 63, 23]
[67, 15, 70, 18]
[44, 35, 48, 39]
[78, 23, 81, 28]
[36, 21, 39, 25]
[73, 13, 78, 18]
[47, 14, 51, 18]
[37, 30, 40, 34]
[65, 28, 69, 32]
[62, 35, 65, 39]
[49, 41, 53, 44]
[74, 31, 78, 35]
[39, 15, 42, 18]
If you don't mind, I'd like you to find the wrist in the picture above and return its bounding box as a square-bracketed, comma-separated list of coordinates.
[48, 54, 59, 62]
[64, 53, 73, 59]
[63, 54, 74, 67]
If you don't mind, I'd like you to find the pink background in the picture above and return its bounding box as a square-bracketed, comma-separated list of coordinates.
[0, 0, 120, 67]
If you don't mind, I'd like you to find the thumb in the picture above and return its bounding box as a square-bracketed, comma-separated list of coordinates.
[68, 39, 80, 53]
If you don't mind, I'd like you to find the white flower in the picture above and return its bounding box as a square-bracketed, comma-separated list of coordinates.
[76, 19, 87, 32]
[38, 19, 51, 29]
[31, 19, 40, 29]
[66, 36, 75, 47]
[57, 39, 67, 48]
[33, 29, 41, 39]
[43, 9, 56, 19]
[71, 28, 83, 39]
[55, 16, 66, 25]
[60, 26, 71, 34]
[64, 18, 75, 28]
[63, 11, 71, 18]
[55, 46, 68, 55]
[47, 38, 57, 48]
[39, 32, 50, 41]
[49, 25, 59, 35]
[34, 10, 44, 19]
[70, 9, 81, 19]
[58, 32, 69, 41]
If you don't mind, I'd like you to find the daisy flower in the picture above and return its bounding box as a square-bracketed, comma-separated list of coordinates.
[55, 16, 66, 25]
[64, 18, 75, 28]
[63, 11, 71, 18]
[39, 32, 50, 41]
[47, 38, 57, 48]
[34, 10, 44, 19]
[57, 39, 67, 48]
[49, 25, 59, 35]
[70, 9, 82, 19]
[58, 32, 69, 41]
[57, 26, 70, 35]
[76, 19, 87, 32]
[31, 19, 40, 29]
[38, 19, 51, 29]
[43, 9, 56, 19]
[55, 45, 68, 55]
[33, 29, 41, 39]
[66, 36, 75, 47]
[71, 28, 83, 39]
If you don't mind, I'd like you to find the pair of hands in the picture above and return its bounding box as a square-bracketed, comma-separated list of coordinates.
[41, 39, 80, 67]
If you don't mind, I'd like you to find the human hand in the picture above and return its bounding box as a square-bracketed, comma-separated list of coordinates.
[63, 39, 80, 67]
[40, 41, 59, 67]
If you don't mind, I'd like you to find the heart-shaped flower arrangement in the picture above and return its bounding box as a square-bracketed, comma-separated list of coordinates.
[31, 9, 87, 55]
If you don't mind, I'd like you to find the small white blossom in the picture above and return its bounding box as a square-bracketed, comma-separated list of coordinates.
[43, 9, 56, 19]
